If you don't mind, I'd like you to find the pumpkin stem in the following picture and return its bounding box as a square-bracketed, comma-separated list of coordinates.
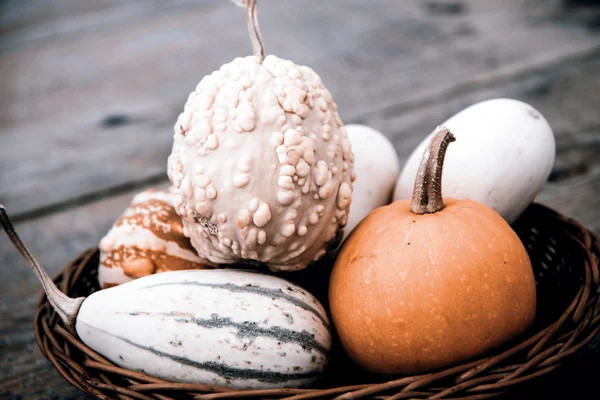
[0, 205, 83, 331]
[233, 0, 265, 62]
[410, 126, 456, 214]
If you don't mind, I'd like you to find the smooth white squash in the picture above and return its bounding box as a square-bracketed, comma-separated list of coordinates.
[343, 124, 399, 240]
[394, 98, 555, 223]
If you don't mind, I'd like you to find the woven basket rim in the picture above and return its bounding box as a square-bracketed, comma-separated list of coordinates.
[33, 203, 600, 400]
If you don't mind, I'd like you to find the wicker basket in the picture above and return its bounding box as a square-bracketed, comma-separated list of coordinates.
[33, 203, 600, 400]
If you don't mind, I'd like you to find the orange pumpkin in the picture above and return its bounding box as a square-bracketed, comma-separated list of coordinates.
[329, 127, 536, 375]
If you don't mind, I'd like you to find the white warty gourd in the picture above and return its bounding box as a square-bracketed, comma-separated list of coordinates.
[168, 18, 355, 272]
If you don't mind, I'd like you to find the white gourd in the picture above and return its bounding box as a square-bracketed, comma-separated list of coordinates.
[77, 269, 331, 389]
[394, 98, 555, 223]
[343, 124, 399, 240]
[0, 206, 331, 390]
[167, 0, 354, 272]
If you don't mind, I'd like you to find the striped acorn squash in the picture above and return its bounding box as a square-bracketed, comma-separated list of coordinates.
[76, 268, 331, 389]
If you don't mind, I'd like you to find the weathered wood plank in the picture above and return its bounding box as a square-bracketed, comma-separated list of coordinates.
[2, 0, 600, 218]
[0, 0, 196, 52]
[2, 48, 600, 400]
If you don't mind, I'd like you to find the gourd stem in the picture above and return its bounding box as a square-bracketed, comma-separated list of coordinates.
[0, 205, 83, 330]
[246, 0, 265, 62]
[410, 126, 456, 214]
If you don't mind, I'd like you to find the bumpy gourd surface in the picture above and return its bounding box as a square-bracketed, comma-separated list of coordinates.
[168, 55, 355, 271]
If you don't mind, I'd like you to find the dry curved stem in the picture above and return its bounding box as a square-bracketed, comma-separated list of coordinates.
[410, 126, 456, 214]
[0, 204, 83, 331]
[232, 0, 265, 62]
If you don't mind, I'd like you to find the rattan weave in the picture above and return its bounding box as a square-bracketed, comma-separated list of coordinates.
[33, 203, 600, 399]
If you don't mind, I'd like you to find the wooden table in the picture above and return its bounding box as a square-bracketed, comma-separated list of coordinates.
[1, 0, 599, 398]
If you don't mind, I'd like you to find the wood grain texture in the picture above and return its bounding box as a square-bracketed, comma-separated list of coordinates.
[1, 0, 600, 218]
[0, 0, 197, 51]
[1, 0, 599, 399]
